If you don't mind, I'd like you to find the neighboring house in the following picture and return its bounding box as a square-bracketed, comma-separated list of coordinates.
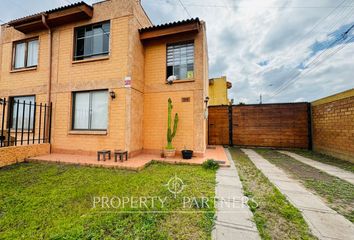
[0, 0, 209, 156]
[208, 76, 232, 106]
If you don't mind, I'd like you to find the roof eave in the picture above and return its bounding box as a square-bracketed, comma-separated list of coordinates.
[7, 2, 93, 34]
[139, 19, 200, 40]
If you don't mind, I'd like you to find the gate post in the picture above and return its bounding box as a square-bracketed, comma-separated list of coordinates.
[228, 105, 233, 146]
[307, 103, 313, 150]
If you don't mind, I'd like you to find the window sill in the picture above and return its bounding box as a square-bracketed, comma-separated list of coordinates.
[72, 56, 109, 64]
[165, 79, 195, 84]
[10, 67, 37, 73]
[69, 130, 107, 135]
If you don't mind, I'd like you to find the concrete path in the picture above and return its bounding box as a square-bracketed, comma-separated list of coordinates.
[279, 150, 354, 185]
[242, 149, 354, 240]
[212, 149, 260, 240]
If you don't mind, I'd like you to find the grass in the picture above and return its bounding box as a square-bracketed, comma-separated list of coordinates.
[290, 149, 354, 173]
[229, 148, 316, 240]
[0, 162, 216, 239]
[256, 149, 354, 223]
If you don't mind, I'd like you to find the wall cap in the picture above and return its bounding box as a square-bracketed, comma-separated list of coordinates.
[312, 88, 354, 106]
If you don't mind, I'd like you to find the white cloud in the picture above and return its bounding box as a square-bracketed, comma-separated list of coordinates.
[1, 0, 353, 104]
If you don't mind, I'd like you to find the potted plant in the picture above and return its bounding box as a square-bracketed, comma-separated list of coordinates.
[164, 98, 179, 158]
[181, 146, 193, 159]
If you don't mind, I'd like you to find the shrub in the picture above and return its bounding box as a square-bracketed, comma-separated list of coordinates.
[202, 159, 220, 170]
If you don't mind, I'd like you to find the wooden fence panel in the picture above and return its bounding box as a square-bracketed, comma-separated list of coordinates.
[208, 103, 310, 148]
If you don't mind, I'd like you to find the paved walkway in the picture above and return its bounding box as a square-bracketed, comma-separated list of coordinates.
[212, 149, 260, 240]
[279, 151, 354, 185]
[242, 149, 354, 240]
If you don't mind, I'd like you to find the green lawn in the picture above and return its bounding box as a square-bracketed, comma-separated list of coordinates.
[256, 149, 354, 223]
[229, 148, 316, 240]
[0, 162, 216, 239]
[291, 149, 354, 173]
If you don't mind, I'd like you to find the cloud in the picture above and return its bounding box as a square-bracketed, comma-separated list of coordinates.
[1, 0, 353, 104]
[209, 56, 229, 78]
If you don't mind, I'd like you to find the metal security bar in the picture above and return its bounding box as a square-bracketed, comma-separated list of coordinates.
[0, 98, 52, 148]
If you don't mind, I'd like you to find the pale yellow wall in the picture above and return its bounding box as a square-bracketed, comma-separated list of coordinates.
[209, 76, 229, 106]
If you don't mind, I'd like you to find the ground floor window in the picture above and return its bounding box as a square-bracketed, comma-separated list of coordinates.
[72, 90, 108, 130]
[11, 95, 35, 130]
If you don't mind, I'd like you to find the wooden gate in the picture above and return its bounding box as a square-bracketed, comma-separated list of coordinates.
[208, 106, 229, 145]
[208, 103, 311, 149]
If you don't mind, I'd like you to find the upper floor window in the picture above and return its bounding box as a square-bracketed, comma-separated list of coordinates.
[167, 42, 194, 80]
[13, 38, 38, 69]
[74, 21, 110, 61]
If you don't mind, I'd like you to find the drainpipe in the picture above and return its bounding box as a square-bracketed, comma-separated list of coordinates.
[42, 15, 52, 145]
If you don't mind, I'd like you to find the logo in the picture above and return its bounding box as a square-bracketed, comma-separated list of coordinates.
[164, 174, 186, 198]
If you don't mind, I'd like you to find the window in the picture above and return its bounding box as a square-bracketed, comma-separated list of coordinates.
[72, 90, 108, 130]
[74, 21, 110, 61]
[13, 39, 39, 69]
[167, 42, 194, 80]
[11, 96, 35, 130]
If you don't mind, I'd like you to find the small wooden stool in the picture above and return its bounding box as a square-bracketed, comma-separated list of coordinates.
[114, 150, 128, 162]
[97, 150, 111, 161]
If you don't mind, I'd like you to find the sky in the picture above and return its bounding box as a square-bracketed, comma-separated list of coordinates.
[1, 0, 353, 104]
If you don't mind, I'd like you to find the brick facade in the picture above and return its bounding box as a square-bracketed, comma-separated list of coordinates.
[0, 143, 50, 167]
[0, 0, 208, 156]
[312, 89, 354, 162]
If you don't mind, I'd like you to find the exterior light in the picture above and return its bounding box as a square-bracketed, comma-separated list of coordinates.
[204, 96, 209, 104]
[204, 96, 209, 119]
[109, 90, 116, 99]
[0, 98, 3, 105]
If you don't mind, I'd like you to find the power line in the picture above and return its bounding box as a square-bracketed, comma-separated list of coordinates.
[270, 39, 353, 98]
[266, 5, 354, 97]
[269, 31, 351, 97]
[269, 28, 354, 98]
[253, 0, 349, 79]
[269, 26, 353, 97]
[178, 0, 192, 18]
[144, 0, 354, 9]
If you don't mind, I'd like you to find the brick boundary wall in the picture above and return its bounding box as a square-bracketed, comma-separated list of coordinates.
[0, 143, 50, 168]
[311, 89, 354, 163]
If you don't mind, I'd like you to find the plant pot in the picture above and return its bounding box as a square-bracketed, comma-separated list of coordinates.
[164, 148, 176, 158]
[181, 150, 193, 159]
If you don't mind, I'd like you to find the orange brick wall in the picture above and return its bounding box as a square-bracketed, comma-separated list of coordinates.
[312, 91, 354, 162]
[0, 0, 208, 157]
[0, 143, 50, 167]
[142, 23, 208, 154]
[0, 0, 152, 155]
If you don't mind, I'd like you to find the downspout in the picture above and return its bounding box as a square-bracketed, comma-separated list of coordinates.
[42, 15, 52, 145]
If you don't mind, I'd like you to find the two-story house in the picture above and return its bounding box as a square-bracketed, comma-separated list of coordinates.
[0, 0, 209, 157]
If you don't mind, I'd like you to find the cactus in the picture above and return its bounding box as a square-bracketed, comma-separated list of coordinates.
[166, 98, 179, 149]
